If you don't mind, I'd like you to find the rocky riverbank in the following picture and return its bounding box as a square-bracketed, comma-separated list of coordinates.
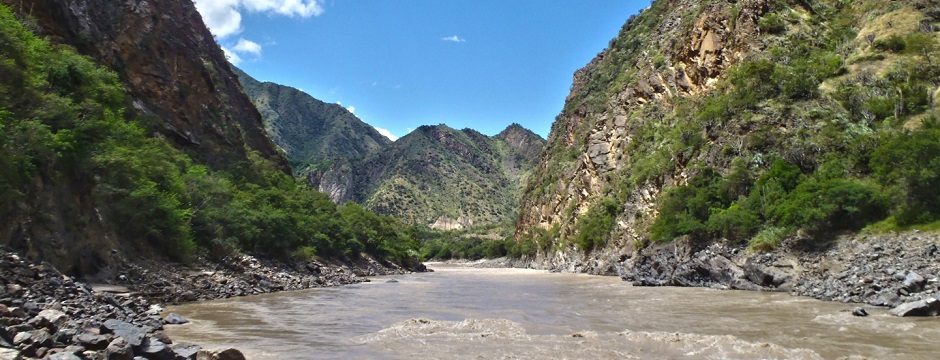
[477, 231, 940, 317]
[0, 247, 423, 359]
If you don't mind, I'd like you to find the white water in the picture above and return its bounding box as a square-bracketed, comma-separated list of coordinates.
[165, 264, 940, 359]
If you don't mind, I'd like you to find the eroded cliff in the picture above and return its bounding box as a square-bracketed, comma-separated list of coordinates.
[517, 0, 940, 273]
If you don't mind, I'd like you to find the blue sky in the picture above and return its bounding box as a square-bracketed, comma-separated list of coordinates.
[194, 0, 648, 140]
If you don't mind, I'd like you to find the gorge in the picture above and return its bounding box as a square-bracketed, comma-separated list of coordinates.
[1, 0, 940, 359]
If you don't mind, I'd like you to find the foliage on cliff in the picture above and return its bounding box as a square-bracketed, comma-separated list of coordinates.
[0, 5, 419, 272]
[234, 68, 390, 174]
[517, 0, 940, 257]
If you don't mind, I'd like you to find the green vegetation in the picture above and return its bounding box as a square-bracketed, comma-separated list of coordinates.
[413, 224, 529, 260]
[521, 0, 940, 255]
[0, 5, 418, 265]
[574, 198, 620, 252]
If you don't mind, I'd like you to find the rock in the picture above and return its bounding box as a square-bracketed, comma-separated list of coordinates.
[852, 307, 869, 317]
[196, 349, 246, 360]
[902, 272, 926, 293]
[13, 332, 32, 346]
[0, 348, 21, 360]
[164, 313, 189, 325]
[47, 352, 81, 360]
[889, 298, 940, 317]
[102, 319, 147, 347]
[138, 337, 174, 360]
[75, 333, 111, 350]
[105, 337, 134, 360]
[29, 329, 53, 347]
[386, 279, 399, 283]
[0, 327, 11, 348]
[36, 309, 69, 330]
[169, 343, 201, 360]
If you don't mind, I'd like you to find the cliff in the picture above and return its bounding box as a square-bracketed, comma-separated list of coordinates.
[516, 0, 940, 273]
[1, 0, 287, 171]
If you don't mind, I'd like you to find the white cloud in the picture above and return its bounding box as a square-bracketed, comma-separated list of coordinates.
[194, 0, 325, 38]
[374, 127, 398, 141]
[441, 35, 465, 43]
[346, 106, 356, 114]
[220, 45, 243, 65]
[234, 38, 262, 55]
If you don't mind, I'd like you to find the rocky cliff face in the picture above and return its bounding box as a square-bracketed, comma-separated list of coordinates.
[0, 0, 288, 276]
[1, 0, 287, 171]
[311, 124, 545, 229]
[516, 0, 940, 273]
[518, 0, 770, 261]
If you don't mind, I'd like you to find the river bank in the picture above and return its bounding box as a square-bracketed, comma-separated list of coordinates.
[475, 231, 940, 317]
[0, 246, 423, 359]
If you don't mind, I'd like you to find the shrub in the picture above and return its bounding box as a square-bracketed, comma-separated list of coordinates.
[758, 13, 787, 34]
[748, 227, 790, 251]
[871, 126, 940, 225]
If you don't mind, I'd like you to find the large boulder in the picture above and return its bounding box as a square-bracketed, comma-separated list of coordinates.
[35, 309, 69, 330]
[138, 337, 174, 360]
[102, 320, 148, 347]
[196, 348, 247, 360]
[170, 343, 202, 360]
[105, 337, 135, 360]
[902, 272, 926, 293]
[74, 333, 111, 351]
[163, 313, 189, 325]
[889, 297, 940, 317]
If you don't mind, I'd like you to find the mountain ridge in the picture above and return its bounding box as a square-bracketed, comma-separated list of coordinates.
[234, 68, 391, 172]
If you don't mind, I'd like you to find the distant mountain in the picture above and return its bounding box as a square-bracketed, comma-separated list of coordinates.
[234, 70, 546, 229]
[234, 68, 390, 171]
[311, 124, 545, 229]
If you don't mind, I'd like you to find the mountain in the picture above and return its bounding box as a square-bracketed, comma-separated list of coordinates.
[0, 0, 418, 276]
[2, 0, 286, 172]
[516, 0, 940, 272]
[232, 70, 546, 230]
[234, 68, 391, 171]
[310, 124, 545, 229]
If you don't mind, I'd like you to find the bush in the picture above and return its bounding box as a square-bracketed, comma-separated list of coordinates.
[748, 227, 790, 251]
[758, 13, 787, 34]
[770, 178, 887, 233]
[574, 198, 620, 252]
[871, 126, 940, 225]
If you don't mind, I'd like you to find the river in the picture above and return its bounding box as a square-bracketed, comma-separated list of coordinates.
[165, 264, 940, 359]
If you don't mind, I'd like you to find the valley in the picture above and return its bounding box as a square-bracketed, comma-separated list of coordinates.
[1, 0, 940, 359]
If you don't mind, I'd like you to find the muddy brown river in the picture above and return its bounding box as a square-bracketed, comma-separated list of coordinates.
[165, 264, 940, 359]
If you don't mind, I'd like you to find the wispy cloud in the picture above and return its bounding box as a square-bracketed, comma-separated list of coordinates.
[441, 35, 466, 43]
[374, 127, 398, 141]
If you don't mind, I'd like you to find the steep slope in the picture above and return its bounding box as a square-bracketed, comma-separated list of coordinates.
[311, 124, 545, 229]
[234, 68, 391, 171]
[516, 0, 940, 273]
[0, 1, 419, 278]
[0, 0, 287, 172]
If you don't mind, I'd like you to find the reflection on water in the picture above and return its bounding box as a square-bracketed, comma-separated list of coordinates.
[165, 265, 940, 359]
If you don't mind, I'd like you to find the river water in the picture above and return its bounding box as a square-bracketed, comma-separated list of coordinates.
[165, 264, 940, 359]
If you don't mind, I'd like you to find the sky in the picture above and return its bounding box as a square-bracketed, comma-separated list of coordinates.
[193, 0, 648, 141]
